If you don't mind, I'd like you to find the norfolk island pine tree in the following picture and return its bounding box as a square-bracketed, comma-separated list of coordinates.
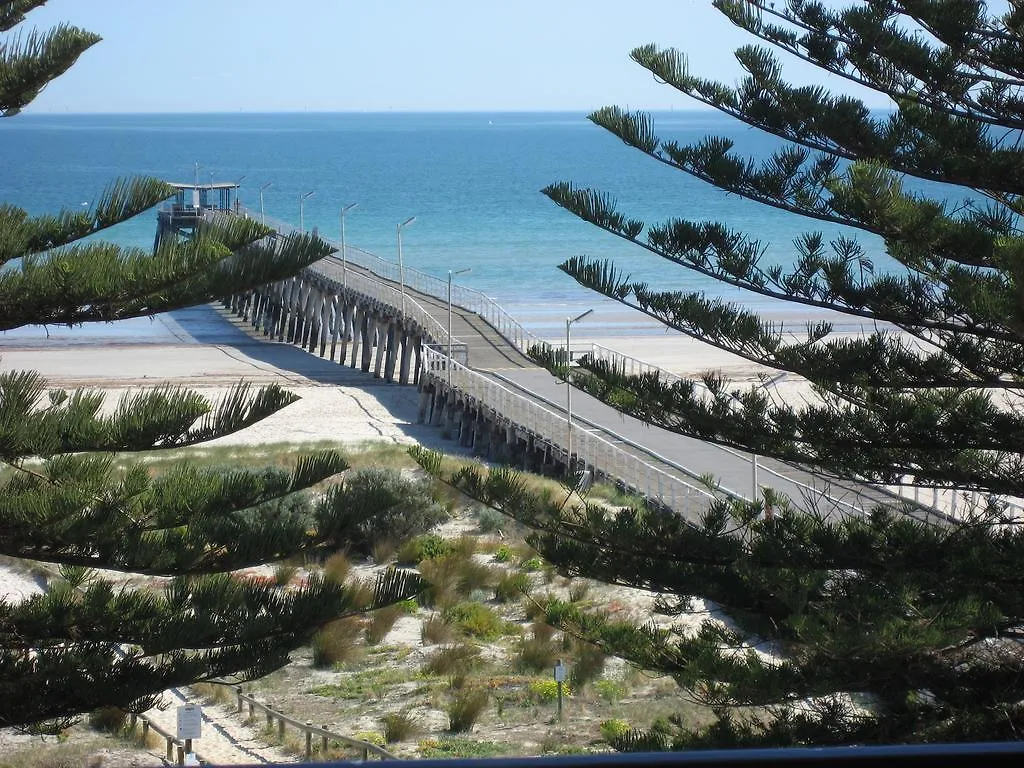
[0, 2, 422, 729]
[412, 0, 1024, 747]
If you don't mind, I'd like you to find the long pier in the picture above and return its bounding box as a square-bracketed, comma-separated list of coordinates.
[159, 195, 992, 524]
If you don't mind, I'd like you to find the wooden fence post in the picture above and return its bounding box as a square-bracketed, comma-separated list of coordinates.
[321, 725, 328, 757]
[305, 722, 313, 760]
[236, 687, 243, 713]
[166, 736, 174, 761]
[177, 745, 184, 765]
[266, 703, 274, 730]
[278, 714, 285, 742]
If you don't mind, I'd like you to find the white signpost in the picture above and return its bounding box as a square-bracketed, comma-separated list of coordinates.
[553, 660, 567, 721]
[176, 703, 202, 764]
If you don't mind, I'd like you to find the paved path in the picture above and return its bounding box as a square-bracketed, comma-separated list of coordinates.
[311, 254, 909, 518]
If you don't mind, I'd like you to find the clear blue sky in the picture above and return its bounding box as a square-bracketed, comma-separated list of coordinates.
[23, 0, 886, 113]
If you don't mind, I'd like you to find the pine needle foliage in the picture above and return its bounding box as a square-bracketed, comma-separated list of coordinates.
[0, 5, 424, 730]
[423, 0, 1024, 747]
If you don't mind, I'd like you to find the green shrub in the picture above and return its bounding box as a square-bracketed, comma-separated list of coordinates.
[397, 534, 451, 565]
[519, 556, 543, 572]
[494, 571, 532, 603]
[528, 679, 569, 701]
[474, 507, 505, 534]
[443, 602, 503, 640]
[600, 718, 631, 743]
[311, 617, 362, 668]
[327, 468, 449, 557]
[594, 679, 627, 704]
[423, 643, 481, 676]
[447, 689, 489, 733]
[493, 544, 513, 563]
[418, 738, 508, 759]
[381, 711, 421, 743]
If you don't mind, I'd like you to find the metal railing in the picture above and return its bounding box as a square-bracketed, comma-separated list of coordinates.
[225, 209, 1024, 522]
[423, 346, 714, 518]
[586, 344, 1024, 521]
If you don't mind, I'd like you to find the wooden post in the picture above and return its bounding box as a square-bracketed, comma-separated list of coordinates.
[266, 704, 274, 730]
[278, 714, 285, 741]
[362, 745, 369, 762]
[305, 722, 313, 760]
[248, 698, 254, 720]
[177, 745, 184, 765]
[166, 736, 174, 761]
[142, 719, 150, 739]
[236, 687, 242, 713]
[184, 738, 193, 757]
[321, 727, 329, 758]
[129, 712, 137, 731]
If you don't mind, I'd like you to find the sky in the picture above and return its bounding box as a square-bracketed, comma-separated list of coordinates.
[20, 0, 888, 113]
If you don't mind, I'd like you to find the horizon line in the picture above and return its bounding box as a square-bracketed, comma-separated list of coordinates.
[17, 106, 719, 117]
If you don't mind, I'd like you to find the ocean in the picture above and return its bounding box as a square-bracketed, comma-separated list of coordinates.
[1, 111, 897, 343]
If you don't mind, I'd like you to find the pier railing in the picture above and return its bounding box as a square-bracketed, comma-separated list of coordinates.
[423, 346, 715, 518]
[226, 209, 1020, 521]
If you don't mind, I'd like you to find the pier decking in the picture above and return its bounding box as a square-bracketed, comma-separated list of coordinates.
[172, 200, 967, 524]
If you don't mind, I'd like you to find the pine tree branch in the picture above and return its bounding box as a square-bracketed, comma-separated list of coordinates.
[0, 22, 100, 116]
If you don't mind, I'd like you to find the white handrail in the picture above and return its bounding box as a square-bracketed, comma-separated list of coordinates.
[422, 346, 714, 520]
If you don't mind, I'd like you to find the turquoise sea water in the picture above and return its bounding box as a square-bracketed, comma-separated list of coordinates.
[1, 111, 896, 342]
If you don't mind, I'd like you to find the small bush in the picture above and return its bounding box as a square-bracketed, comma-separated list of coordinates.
[328, 468, 449, 557]
[322, 553, 351, 584]
[594, 679, 627, 704]
[397, 534, 451, 565]
[88, 706, 126, 732]
[456, 559, 498, 596]
[600, 718, 631, 743]
[365, 604, 404, 645]
[273, 563, 298, 587]
[443, 602, 503, 640]
[493, 544, 513, 563]
[447, 689, 489, 733]
[494, 571, 532, 603]
[423, 643, 481, 676]
[312, 617, 362, 668]
[450, 535, 478, 559]
[421, 613, 455, 645]
[419, 738, 508, 759]
[418, 556, 461, 609]
[519, 556, 543, 572]
[514, 632, 559, 674]
[474, 507, 505, 534]
[381, 711, 421, 743]
[570, 639, 607, 688]
[528, 679, 570, 701]
[567, 580, 591, 603]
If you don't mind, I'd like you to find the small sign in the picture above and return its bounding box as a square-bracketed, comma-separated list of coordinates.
[553, 662, 567, 682]
[176, 703, 202, 741]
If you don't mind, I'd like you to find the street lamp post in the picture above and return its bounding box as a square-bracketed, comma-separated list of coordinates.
[565, 309, 594, 474]
[299, 190, 315, 234]
[234, 175, 246, 213]
[259, 182, 273, 225]
[340, 203, 358, 289]
[749, 371, 788, 499]
[447, 267, 472, 386]
[397, 216, 416, 316]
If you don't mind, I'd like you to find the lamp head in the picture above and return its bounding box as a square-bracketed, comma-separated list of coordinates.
[399, 216, 417, 228]
[343, 202, 359, 213]
[570, 309, 594, 324]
